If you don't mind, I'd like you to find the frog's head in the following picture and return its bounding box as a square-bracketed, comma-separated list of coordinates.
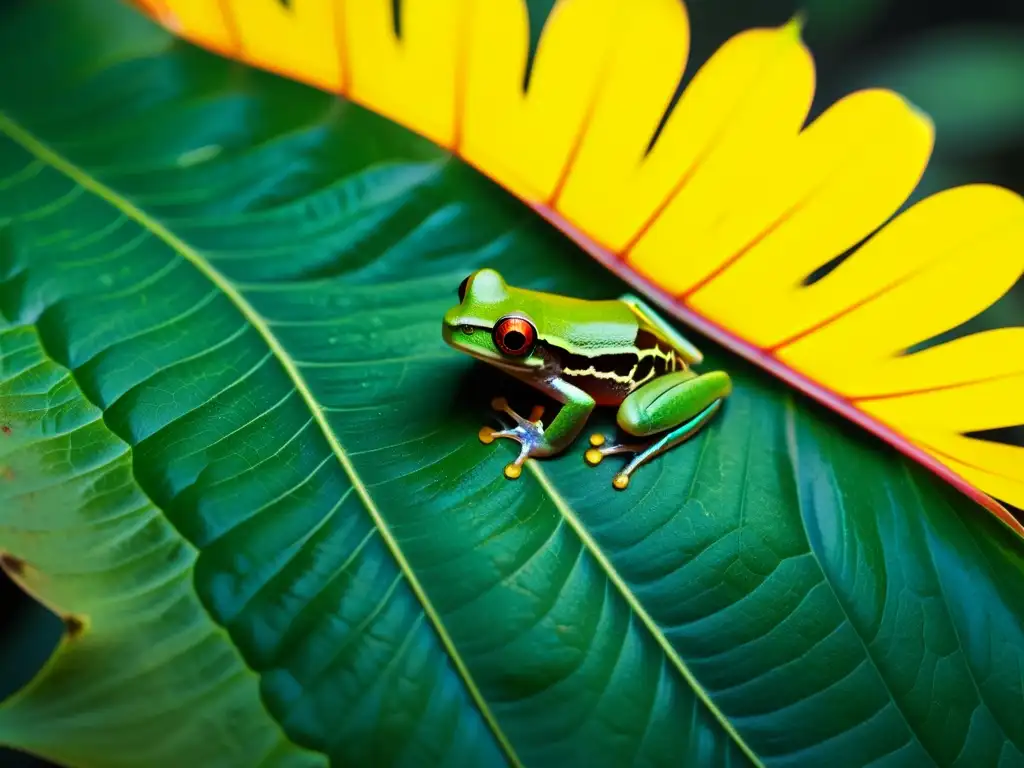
[442, 268, 543, 373]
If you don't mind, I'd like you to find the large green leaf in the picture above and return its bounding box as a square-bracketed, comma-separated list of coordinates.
[2, 2, 1024, 766]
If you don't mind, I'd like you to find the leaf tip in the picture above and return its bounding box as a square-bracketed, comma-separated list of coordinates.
[784, 12, 808, 40]
[62, 615, 87, 641]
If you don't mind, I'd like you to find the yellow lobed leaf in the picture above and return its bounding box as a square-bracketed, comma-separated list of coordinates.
[228, 0, 342, 90]
[625, 21, 815, 282]
[346, 0, 465, 148]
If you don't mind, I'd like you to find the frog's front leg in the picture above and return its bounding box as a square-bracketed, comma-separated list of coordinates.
[586, 369, 731, 489]
[480, 378, 595, 480]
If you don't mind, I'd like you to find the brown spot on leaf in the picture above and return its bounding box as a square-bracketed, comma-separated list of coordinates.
[1, 425, 11, 435]
[0, 552, 25, 576]
[0, 465, 14, 481]
[63, 615, 86, 639]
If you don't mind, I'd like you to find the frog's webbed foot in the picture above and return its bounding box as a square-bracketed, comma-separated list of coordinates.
[479, 397, 547, 480]
[584, 400, 724, 490]
[583, 433, 650, 490]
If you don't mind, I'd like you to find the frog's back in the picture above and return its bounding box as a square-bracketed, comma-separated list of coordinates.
[504, 285, 631, 348]
[512, 287, 682, 405]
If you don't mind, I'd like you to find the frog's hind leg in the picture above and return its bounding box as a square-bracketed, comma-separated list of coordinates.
[614, 400, 722, 489]
[585, 401, 722, 489]
[585, 369, 730, 489]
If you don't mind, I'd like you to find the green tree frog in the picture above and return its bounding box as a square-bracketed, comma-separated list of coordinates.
[442, 269, 732, 489]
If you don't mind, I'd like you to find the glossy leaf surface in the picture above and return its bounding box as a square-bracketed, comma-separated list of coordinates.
[1, 3, 1024, 767]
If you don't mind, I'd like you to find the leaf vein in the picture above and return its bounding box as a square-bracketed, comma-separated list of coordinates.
[0, 112, 522, 767]
[525, 461, 763, 767]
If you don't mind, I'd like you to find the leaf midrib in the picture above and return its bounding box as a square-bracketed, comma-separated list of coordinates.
[525, 462, 763, 768]
[0, 111, 522, 768]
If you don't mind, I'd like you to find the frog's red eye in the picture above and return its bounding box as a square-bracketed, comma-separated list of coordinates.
[457, 275, 471, 303]
[493, 316, 536, 357]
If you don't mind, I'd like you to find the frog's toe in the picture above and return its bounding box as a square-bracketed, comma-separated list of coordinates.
[502, 437, 535, 480]
[480, 419, 546, 481]
[583, 436, 647, 467]
[584, 433, 612, 465]
[490, 396, 548, 431]
[582, 435, 657, 489]
[482, 426, 518, 443]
